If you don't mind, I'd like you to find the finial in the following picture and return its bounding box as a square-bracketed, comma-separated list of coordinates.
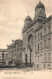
[39, 0, 41, 2]
[28, 11, 29, 16]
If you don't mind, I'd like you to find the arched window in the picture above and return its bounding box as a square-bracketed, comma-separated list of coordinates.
[35, 36, 36, 41]
[28, 34, 33, 49]
[38, 44, 39, 51]
[40, 32, 42, 39]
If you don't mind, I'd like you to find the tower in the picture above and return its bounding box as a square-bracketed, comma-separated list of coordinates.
[22, 15, 32, 33]
[24, 15, 32, 29]
[35, 1, 46, 20]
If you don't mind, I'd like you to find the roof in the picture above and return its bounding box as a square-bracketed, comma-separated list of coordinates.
[43, 15, 52, 24]
[25, 15, 32, 21]
[35, 1, 45, 11]
[7, 39, 23, 49]
[0, 49, 6, 52]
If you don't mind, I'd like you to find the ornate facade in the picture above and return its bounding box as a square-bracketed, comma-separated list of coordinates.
[6, 39, 23, 66]
[0, 49, 6, 66]
[22, 1, 52, 69]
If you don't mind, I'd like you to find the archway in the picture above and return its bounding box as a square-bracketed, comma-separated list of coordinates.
[28, 34, 33, 65]
[25, 54, 27, 65]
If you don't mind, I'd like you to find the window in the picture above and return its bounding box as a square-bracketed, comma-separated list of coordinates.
[35, 36, 36, 41]
[38, 35, 39, 40]
[44, 27, 47, 35]
[35, 45, 36, 51]
[44, 54, 47, 62]
[40, 54, 42, 56]
[38, 56, 39, 62]
[40, 43, 42, 50]
[48, 53, 51, 62]
[13, 45, 16, 48]
[44, 28, 46, 31]
[48, 37, 51, 40]
[2, 53, 4, 57]
[40, 54, 42, 62]
[0, 59, 2, 62]
[29, 36, 33, 46]
[48, 36, 51, 46]
[37, 64, 39, 68]
[38, 44, 39, 51]
[48, 64, 50, 67]
[40, 32, 42, 39]
[44, 40, 46, 47]
[36, 55, 39, 62]
[44, 64, 46, 69]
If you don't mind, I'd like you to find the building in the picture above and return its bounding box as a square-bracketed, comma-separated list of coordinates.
[22, 1, 52, 69]
[6, 39, 23, 66]
[0, 49, 7, 66]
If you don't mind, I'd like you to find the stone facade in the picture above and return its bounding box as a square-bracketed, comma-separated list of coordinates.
[0, 49, 7, 66]
[6, 39, 23, 66]
[22, 1, 52, 69]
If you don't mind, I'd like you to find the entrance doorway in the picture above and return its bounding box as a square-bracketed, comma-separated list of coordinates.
[30, 49, 32, 65]
[25, 54, 27, 65]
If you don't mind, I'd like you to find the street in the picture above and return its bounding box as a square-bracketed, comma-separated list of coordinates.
[0, 67, 52, 79]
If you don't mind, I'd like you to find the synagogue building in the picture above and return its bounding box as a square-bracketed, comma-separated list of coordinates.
[22, 1, 52, 69]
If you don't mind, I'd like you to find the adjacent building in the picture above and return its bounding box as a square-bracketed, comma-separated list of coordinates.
[6, 39, 23, 66]
[22, 1, 52, 69]
[0, 49, 7, 66]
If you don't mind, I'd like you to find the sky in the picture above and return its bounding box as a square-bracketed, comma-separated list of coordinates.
[0, 0, 52, 49]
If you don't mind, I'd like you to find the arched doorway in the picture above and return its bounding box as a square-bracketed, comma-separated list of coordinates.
[28, 34, 33, 65]
[25, 54, 27, 65]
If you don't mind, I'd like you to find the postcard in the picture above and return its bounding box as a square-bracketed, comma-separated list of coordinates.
[0, 0, 52, 79]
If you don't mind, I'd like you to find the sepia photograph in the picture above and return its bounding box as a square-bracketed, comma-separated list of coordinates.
[0, 0, 52, 79]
